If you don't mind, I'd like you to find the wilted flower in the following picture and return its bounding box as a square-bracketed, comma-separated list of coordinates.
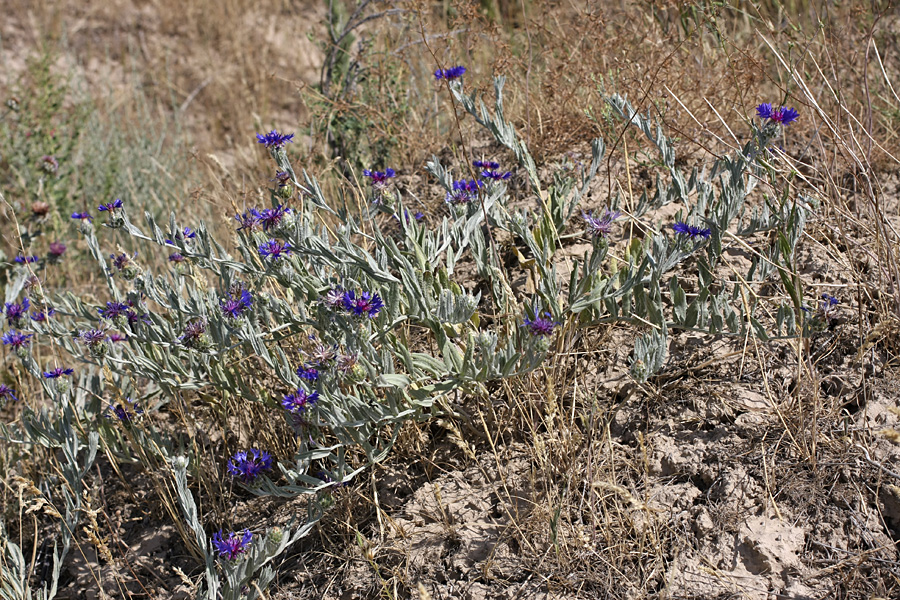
[40, 155, 59, 174]
[582, 209, 621, 238]
[336, 353, 359, 373]
[71, 211, 92, 221]
[672, 221, 711, 240]
[31, 201, 50, 217]
[434, 66, 466, 80]
[258, 239, 292, 261]
[227, 449, 273, 483]
[6, 298, 30, 327]
[220, 289, 253, 319]
[282, 389, 319, 414]
[179, 319, 209, 350]
[342, 290, 384, 318]
[322, 288, 345, 309]
[756, 103, 799, 126]
[0, 384, 17, 403]
[256, 130, 294, 149]
[48, 241, 67, 258]
[306, 343, 336, 367]
[523, 312, 559, 337]
[212, 530, 252, 560]
[78, 329, 106, 347]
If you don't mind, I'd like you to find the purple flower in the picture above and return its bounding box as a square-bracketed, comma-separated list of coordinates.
[212, 530, 253, 560]
[71, 212, 92, 221]
[30, 307, 55, 322]
[6, 298, 30, 326]
[98, 302, 130, 321]
[227, 449, 273, 483]
[480, 170, 512, 181]
[43, 367, 74, 378]
[296, 365, 319, 382]
[363, 169, 396, 188]
[445, 179, 483, 205]
[434, 66, 466, 80]
[821, 293, 839, 307]
[168, 253, 185, 264]
[272, 171, 292, 187]
[250, 205, 290, 231]
[14, 255, 38, 264]
[672, 221, 711, 240]
[220, 289, 253, 319]
[258, 239, 292, 261]
[523, 312, 559, 337]
[473, 160, 500, 170]
[282, 389, 319, 414]
[108, 332, 128, 343]
[98, 198, 123, 212]
[256, 130, 294, 149]
[235, 210, 259, 231]
[342, 290, 384, 318]
[77, 329, 106, 347]
[756, 103, 799, 126]
[0, 384, 17, 403]
[166, 227, 196, 245]
[110, 252, 137, 272]
[179, 319, 208, 347]
[105, 398, 143, 421]
[48, 242, 67, 258]
[582, 209, 621, 238]
[2, 330, 33, 350]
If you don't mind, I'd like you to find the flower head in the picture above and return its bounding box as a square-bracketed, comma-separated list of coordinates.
[256, 130, 294, 149]
[0, 384, 17, 403]
[98, 198, 123, 212]
[40, 155, 59, 174]
[480, 170, 512, 181]
[672, 221, 711, 240]
[30, 307, 55, 322]
[48, 242, 67, 258]
[250, 205, 290, 231]
[2, 330, 33, 350]
[108, 332, 128, 343]
[71, 212, 92, 221]
[282, 389, 319, 414]
[272, 171, 292, 187]
[523, 312, 559, 337]
[77, 329, 106, 347]
[168, 253, 185, 264]
[445, 179, 483, 205]
[582, 209, 621, 238]
[220, 289, 253, 319]
[473, 160, 500, 170]
[363, 168, 396, 189]
[296, 365, 319, 382]
[434, 66, 466, 80]
[179, 319, 208, 348]
[756, 103, 799, 126]
[105, 398, 144, 421]
[166, 227, 196, 245]
[342, 290, 384, 318]
[14, 255, 38, 264]
[6, 298, 31, 327]
[227, 449, 273, 483]
[235, 210, 259, 231]
[212, 530, 253, 561]
[110, 252, 136, 272]
[322, 288, 345, 309]
[43, 367, 74, 379]
[258, 239, 292, 261]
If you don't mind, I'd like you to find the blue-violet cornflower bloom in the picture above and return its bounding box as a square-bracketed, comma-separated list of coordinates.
[272, 171, 291, 187]
[756, 103, 799, 126]
[250, 205, 290, 231]
[48, 242, 66, 258]
[98, 198, 123, 212]
[235, 210, 259, 231]
[297, 365, 319, 382]
[258, 239, 292, 261]
[77, 329, 106, 347]
[14, 255, 38, 264]
[169, 253, 185, 264]
[473, 160, 500, 170]
[220, 289, 253, 319]
[672, 221, 711, 240]
[523, 313, 559, 337]
[0, 384, 17, 403]
[582, 209, 621, 238]
[212, 530, 252, 561]
[106, 398, 143, 421]
[480, 170, 512, 181]
[227, 449, 273, 483]
[434, 66, 466, 80]
[282, 389, 319, 414]
[98, 301, 130, 321]
[256, 130, 294, 149]
[445, 179, 483, 205]
[2, 330, 33, 350]
[342, 290, 384, 318]
[166, 227, 196, 245]
[43, 367, 74, 379]
[71, 212, 92, 221]
[363, 169, 396, 188]
[6, 298, 30, 326]
[821, 293, 839, 307]
[31, 307, 55, 322]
